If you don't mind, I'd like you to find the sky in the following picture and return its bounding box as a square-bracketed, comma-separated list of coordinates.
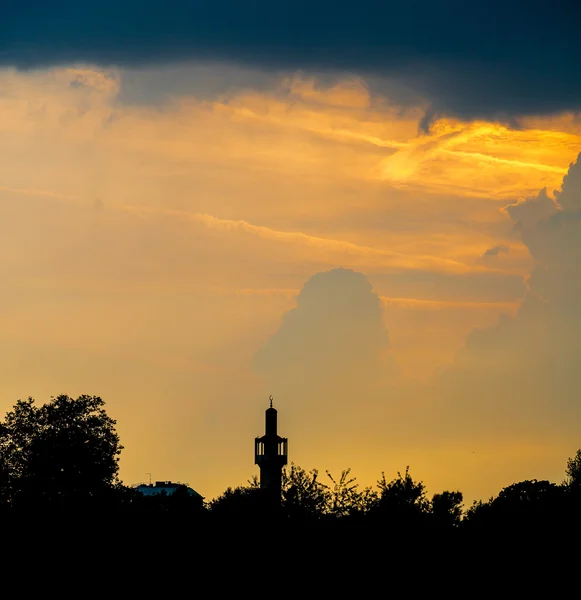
[1, 3, 581, 503]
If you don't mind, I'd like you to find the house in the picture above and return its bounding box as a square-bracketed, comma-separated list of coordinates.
[134, 480, 204, 502]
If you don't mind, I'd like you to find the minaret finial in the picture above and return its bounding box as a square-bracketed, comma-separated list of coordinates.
[269, 395, 273, 408]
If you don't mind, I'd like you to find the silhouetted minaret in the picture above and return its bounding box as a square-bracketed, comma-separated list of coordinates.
[254, 396, 288, 500]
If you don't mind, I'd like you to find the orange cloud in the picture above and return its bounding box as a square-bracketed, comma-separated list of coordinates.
[375, 119, 581, 198]
[379, 296, 518, 311]
[1, 64, 581, 503]
[123, 206, 471, 273]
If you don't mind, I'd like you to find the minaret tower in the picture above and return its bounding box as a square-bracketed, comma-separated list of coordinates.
[254, 396, 288, 499]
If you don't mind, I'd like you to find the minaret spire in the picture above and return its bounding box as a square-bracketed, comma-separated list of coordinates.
[254, 397, 288, 503]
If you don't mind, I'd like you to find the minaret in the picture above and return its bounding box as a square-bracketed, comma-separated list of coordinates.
[254, 396, 288, 499]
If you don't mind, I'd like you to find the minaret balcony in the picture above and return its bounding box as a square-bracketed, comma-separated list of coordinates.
[254, 436, 288, 466]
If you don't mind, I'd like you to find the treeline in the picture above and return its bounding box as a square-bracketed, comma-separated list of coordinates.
[2, 394, 581, 529]
[211, 461, 581, 529]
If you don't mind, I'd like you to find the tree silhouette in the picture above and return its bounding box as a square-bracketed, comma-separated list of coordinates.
[462, 480, 564, 527]
[429, 490, 463, 527]
[373, 467, 429, 526]
[326, 468, 378, 519]
[209, 483, 265, 519]
[462, 498, 495, 527]
[282, 463, 330, 520]
[565, 449, 581, 488]
[0, 395, 122, 511]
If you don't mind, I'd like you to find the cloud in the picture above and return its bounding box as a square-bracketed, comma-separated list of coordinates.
[254, 267, 389, 381]
[370, 270, 524, 304]
[437, 152, 581, 441]
[3, 63, 581, 500]
[555, 153, 581, 211]
[2, 2, 581, 121]
[372, 119, 580, 200]
[504, 188, 558, 229]
[119, 205, 471, 274]
[476, 243, 510, 267]
[2, 66, 578, 210]
[482, 245, 509, 258]
[253, 268, 396, 430]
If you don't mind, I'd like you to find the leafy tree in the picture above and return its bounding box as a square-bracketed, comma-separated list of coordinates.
[429, 490, 463, 527]
[462, 498, 495, 527]
[373, 467, 429, 526]
[209, 485, 264, 517]
[326, 468, 378, 519]
[209, 466, 331, 523]
[494, 479, 563, 525]
[565, 449, 581, 488]
[0, 394, 122, 510]
[208, 475, 267, 521]
[463, 481, 564, 527]
[282, 463, 330, 520]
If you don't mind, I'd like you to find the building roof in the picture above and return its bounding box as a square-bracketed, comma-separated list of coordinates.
[134, 481, 204, 500]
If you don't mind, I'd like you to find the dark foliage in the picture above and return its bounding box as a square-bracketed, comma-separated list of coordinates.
[0, 395, 122, 512]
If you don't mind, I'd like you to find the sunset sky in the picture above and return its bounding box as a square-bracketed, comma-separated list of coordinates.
[2, 2, 581, 503]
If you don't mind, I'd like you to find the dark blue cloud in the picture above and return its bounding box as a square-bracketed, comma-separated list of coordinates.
[2, 1, 580, 121]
